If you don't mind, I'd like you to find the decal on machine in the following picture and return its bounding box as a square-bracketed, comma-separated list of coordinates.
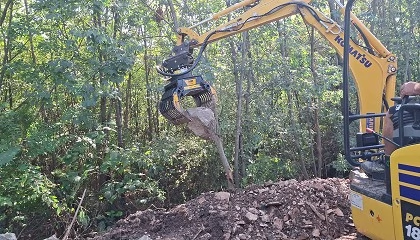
[366, 113, 375, 130]
[334, 36, 372, 68]
[350, 192, 363, 210]
[401, 200, 420, 240]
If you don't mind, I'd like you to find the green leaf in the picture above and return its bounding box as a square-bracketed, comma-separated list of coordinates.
[0, 147, 20, 166]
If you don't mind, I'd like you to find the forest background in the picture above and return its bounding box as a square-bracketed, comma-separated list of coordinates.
[0, 0, 419, 238]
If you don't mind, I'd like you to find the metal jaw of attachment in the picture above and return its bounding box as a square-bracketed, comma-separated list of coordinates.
[159, 73, 217, 125]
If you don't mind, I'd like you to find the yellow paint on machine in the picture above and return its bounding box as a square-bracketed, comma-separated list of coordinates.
[184, 79, 197, 85]
[350, 192, 395, 240]
[172, 93, 181, 110]
[183, 85, 201, 90]
[390, 144, 420, 239]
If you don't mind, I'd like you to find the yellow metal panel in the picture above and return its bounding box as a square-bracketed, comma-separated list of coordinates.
[184, 79, 197, 85]
[172, 93, 181, 110]
[350, 191, 395, 240]
[390, 144, 420, 240]
[184, 85, 200, 90]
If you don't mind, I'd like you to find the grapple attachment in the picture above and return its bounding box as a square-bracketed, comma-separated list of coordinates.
[159, 75, 217, 125]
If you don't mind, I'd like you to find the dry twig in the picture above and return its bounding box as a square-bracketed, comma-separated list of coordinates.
[62, 189, 87, 240]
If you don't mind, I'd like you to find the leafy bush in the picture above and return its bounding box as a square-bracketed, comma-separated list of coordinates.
[245, 154, 298, 184]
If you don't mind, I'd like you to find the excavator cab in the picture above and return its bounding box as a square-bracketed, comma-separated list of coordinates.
[342, 2, 420, 239]
[157, 42, 217, 125]
[345, 97, 420, 240]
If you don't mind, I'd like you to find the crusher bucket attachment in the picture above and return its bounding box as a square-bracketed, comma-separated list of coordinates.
[159, 74, 217, 125]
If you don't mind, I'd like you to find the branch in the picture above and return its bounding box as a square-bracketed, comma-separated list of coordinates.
[0, 0, 13, 27]
[62, 189, 87, 240]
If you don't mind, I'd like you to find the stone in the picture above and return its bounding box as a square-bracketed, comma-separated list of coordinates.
[214, 192, 230, 201]
[0, 233, 17, 240]
[244, 212, 258, 222]
[273, 218, 284, 231]
[334, 208, 344, 217]
[138, 236, 153, 240]
[43, 235, 59, 240]
[312, 229, 321, 237]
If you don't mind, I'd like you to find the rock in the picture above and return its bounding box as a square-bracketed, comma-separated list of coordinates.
[198, 197, 206, 204]
[214, 192, 230, 201]
[186, 107, 218, 141]
[138, 236, 153, 240]
[248, 207, 259, 215]
[261, 214, 270, 223]
[43, 235, 59, 240]
[306, 202, 326, 220]
[273, 218, 283, 231]
[238, 234, 247, 239]
[334, 207, 344, 217]
[198, 233, 211, 240]
[312, 228, 321, 237]
[223, 232, 231, 240]
[0, 233, 17, 240]
[302, 219, 312, 225]
[297, 232, 310, 240]
[244, 212, 258, 222]
[90, 178, 357, 240]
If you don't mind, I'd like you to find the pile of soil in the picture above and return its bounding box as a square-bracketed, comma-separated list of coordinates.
[90, 178, 362, 240]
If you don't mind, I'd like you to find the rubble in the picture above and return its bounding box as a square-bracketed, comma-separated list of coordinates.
[90, 178, 364, 240]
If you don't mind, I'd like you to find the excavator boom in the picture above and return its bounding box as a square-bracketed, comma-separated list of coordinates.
[158, 0, 397, 130]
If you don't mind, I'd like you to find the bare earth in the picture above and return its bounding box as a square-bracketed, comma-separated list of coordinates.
[90, 178, 366, 240]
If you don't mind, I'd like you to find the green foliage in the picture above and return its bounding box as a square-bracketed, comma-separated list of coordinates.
[99, 147, 166, 205]
[1, 0, 419, 238]
[0, 162, 63, 231]
[245, 155, 298, 184]
[329, 154, 351, 177]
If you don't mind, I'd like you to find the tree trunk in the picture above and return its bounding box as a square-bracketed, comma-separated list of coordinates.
[307, 110, 317, 176]
[140, 26, 153, 141]
[115, 87, 124, 148]
[228, 41, 239, 184]
[92, 3, 109, 193]
[289, 93, 310, 180]
[0, 0, 13, 27]
[243, 32, 253, 178]
[327, 0, 342, 66]
[309, 28, 323, 178]
[224, 0, 243, 187]
[0, 0, 13, 93]
[124, 72, 132, 130]
[23, 0, 36, 64]
[167, 0, 179, 33]
[93, 9, 107, 128]
[233, 32, 247, 186]
[214, 136, 235, 190]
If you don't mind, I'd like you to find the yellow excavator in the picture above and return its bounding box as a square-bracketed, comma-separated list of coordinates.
[156, 0, 420, 239]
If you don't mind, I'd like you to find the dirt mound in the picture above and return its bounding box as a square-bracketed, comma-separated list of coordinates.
[90, 178, 363, 240]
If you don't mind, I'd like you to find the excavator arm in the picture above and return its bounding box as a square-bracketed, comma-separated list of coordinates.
[158, 0, 397, 130]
